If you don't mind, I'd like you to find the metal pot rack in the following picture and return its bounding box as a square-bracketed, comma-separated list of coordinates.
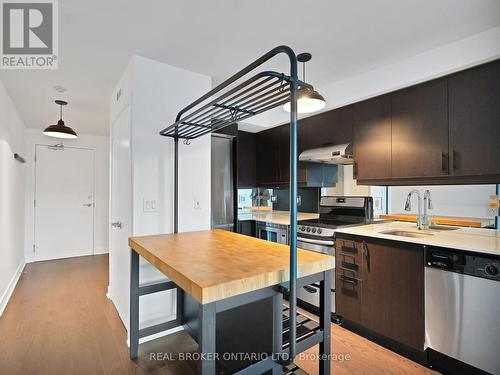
[160, 45, 314, 369]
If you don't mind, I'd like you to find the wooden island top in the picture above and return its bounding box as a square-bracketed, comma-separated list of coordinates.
[129, 229, 334, 304]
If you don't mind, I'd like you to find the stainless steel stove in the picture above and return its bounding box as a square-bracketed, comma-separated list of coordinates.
[296, 196, 373, 314]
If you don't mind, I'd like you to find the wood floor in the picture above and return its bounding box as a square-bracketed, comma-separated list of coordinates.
[0, 255, 438, 375]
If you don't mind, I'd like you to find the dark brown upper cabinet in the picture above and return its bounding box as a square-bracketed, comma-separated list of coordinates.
[391, 78, 449, 179]
[256, 126, 281, 186]
[306, 105, 353, 148]
[253, 60, 500, 186]
[448, 60, 500, 177]
[237, 131, 257, 187]
[353, 95, 392, 181]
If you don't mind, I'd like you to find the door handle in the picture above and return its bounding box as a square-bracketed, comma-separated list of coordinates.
[82, 203, 92, 207]
[111, 221, 122, 229]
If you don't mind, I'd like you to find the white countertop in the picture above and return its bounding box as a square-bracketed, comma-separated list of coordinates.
[237, 210, 319, 226]
[335, 221, 500, 256]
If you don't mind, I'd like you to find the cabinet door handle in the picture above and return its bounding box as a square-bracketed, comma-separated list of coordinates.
[353, 161, 358, 179]
[452, 150, 458, 172]
[363, 241, 371, 272]
[441, 151, 449, 173]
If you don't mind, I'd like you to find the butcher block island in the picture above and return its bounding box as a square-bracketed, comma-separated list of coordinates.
[128, 229, 335, 375]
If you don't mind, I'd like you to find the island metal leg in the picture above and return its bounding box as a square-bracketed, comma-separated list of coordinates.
[272, 292, 284, 375]
[130, 249, 140, 359]
[319, 270, 332, 375]
[199, 302, 217, 375]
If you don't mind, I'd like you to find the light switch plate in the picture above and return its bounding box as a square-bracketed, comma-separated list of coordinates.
[373, 197, 383, 210]
[143, 198, 158, 213]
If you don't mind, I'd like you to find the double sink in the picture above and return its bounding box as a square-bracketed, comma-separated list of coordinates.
[381, 225, 459, 239]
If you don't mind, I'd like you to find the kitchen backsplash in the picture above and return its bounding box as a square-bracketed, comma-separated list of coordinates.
[272, 187, 320, 213]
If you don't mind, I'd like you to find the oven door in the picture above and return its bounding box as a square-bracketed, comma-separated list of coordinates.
[257, 224, 288, 245]
[296, 236, 335, 313]
[257, 225, 278, 243]
[297, 237, 334, 256]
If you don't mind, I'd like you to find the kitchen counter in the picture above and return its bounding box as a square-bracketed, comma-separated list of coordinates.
[237, 210, 319, 226]
[129, 229, 334, 304]
[128, 229, 334, 372]
[378, 213, 493, 228]
[335, 221, 500, 256]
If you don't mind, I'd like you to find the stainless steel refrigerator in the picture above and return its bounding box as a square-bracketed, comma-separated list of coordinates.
[211, 134, 234, 231]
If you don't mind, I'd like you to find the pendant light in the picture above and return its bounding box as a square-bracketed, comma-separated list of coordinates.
[43, 100, 78, 139]
[283, 52, 326, 114]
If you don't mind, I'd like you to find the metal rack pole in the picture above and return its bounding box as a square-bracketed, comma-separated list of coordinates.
[287, 53, 299, 366]
[169, 45, 300, 367]
[174, 138, 179, 234]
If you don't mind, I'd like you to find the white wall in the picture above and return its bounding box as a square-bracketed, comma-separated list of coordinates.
[388, 185, 497, 218]
[0, 79, 26, 315]
[131, 55, 211, 237]
[109, 55, 211, 336]
[24, 129, 109, 262]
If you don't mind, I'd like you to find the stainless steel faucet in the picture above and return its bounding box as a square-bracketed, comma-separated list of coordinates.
[405, 190, 424, 230]
[423, 190, 433, 229]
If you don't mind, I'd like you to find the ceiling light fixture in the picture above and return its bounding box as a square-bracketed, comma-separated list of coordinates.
[43, 100, 78, 139]
[283, 52, 326, 114]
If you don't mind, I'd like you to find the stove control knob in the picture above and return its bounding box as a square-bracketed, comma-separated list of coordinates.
[485, 264, 500, 277]
[306, 227, 311, 233]
[317, 228, 322, 234]
[300, 226, 305, 232]
[312, 228, 317, 233]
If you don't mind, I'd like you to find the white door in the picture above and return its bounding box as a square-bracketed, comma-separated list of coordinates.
[34, 145, 95, 261]
[109, 106, 132, 327]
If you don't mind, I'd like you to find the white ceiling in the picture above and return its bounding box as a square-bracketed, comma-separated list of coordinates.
[1, 0, 500, 136]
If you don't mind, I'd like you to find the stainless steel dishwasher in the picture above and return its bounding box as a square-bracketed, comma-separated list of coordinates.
[425, 247, 500, 374]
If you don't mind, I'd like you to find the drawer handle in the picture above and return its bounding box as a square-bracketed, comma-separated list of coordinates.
[341, 246, 358, 254]
[340, 275, 358, 285]
[341, 261, 358, 271]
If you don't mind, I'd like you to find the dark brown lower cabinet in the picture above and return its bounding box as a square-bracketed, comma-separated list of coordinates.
[336, 235, 425, 351]
[335, 238, 363, 325]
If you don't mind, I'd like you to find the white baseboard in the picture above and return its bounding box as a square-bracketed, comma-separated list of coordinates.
[106, 285, 111, 300]
[94, 249, 109, 255]
[0, 260, 26, 316]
